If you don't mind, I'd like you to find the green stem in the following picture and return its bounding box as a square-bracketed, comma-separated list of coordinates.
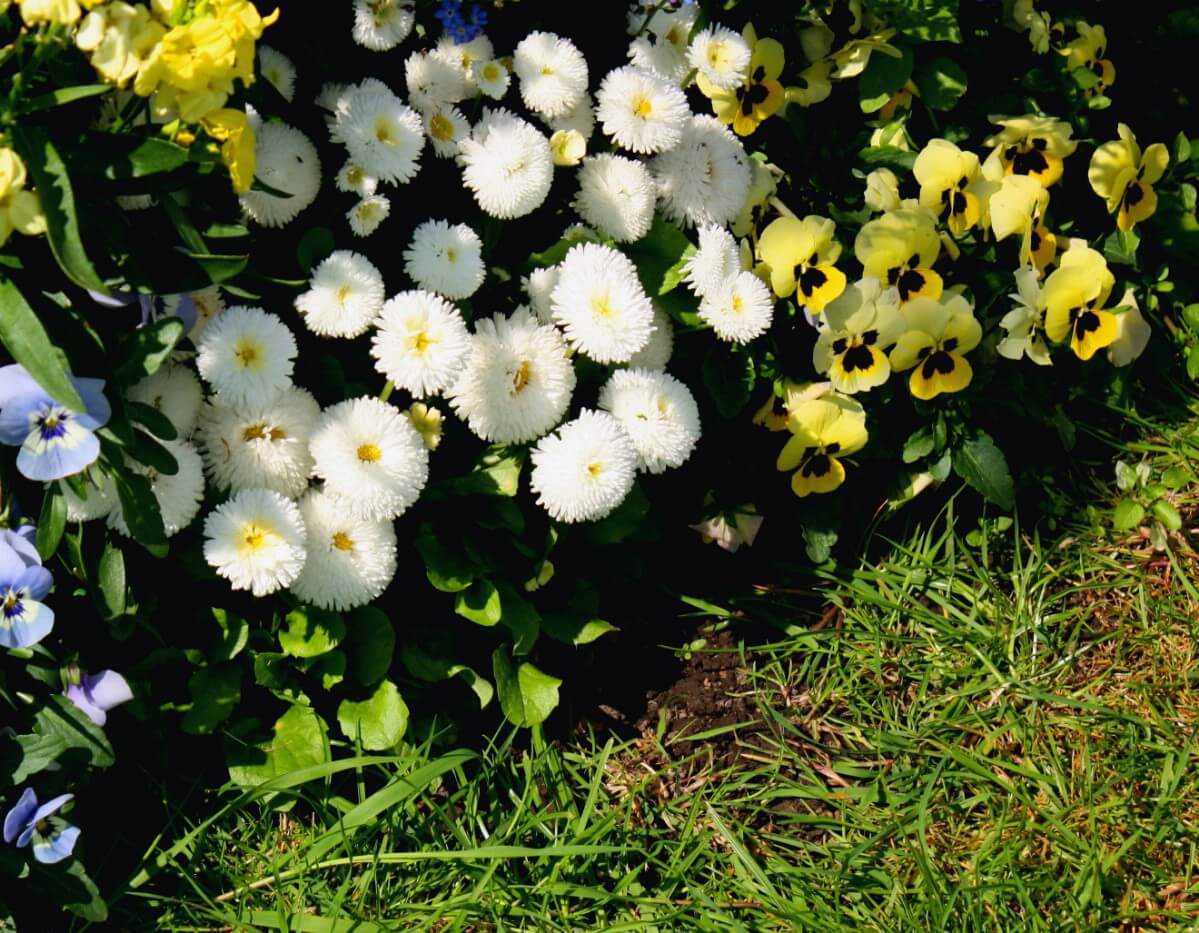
[379, 379, 394, 402]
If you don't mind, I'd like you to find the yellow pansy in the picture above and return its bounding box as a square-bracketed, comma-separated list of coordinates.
[989, 174, 1050, 266]
[889, 293, 982, 400]
[785, 60, 833, 108]
[1013, 0, 1051, 54]
[1063, 21, 1115, 95]
[854, 208, 943, 305]
[813, 278, 903, 394]
[0, 149, 46, 248]
[1106, 288, 1151, 368]
[997, 267, 1052, 366]
[202, 108, 255, 192]
[731, 160, 779, 238]
[830, 29, 901, 80]
[879, 80, 918, 122]
[913, 139, 995, 236]
[982, 115, 1077, 187]
[776, 395, 868, 497]
[864, 168, 901, 213]
[756, 215, 845, 311]
[1042, 246, 1118, 360]
[1088, 123, 1169, 232]
[698, 24, 785, 137]
[752, 380, 833, 433]
[76, 2, 166, 87]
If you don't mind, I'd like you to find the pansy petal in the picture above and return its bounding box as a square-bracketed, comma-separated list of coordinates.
[889, 331, 937, 372]
[775, 433, 809, 472]
[0, 527, 42, 568]
[791, 455, 845, 497]
[0, 599, 54, 649]
[3, 787, 38, 844]
[1139, 143, 1169, 186]
[0, 541, 28, 584]
[70, 378, 111, 430]
[32, 824, 80, 864]
[1088, 139, 1136, 207]
[84, 670, 133, 712]
[17, 564, 53, 602]
[29, 793, 73, 826]
[17, 420, 100, 481]
[0, 393, 48, 446]
[0, 365, 44, 408]
[67, 684, 107, 726]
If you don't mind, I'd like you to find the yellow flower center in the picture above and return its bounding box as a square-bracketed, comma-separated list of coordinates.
[632, 94, 653, 118]
[430, 114, 455, 142]
[336, 285, 352, 303]
[357, 443, 382, 462]
[590, 292, 615, 317]
[374, 117, 395, 144]
[408, 330, 433, 355]
[587, 462, 604, 478]
[513, 360, 532, 392]
[332, 531, 355, 552]
[234, 338, 262, 369]
[239, 522, 274, 554]
[483, 63, 500, 80]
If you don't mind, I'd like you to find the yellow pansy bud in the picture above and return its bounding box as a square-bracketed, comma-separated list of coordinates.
[550, 129, 586, 167]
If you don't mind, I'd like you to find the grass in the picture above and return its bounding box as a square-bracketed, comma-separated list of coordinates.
[108, 400, 1199, 931]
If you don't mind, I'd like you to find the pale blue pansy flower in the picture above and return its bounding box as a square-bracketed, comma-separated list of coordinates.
[3, 787, 80, 864]
[0, 364, 112, 482]
[65, 670, 133, 726]
[0, 535, 54, 649]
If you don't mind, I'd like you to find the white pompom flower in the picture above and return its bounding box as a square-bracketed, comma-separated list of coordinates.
[573, 153, 656, 243]
[458, 109, 554, 219]
[258, 46, 296, 102]
[348, 194, 391, 237]
[402, 220, 485, 299]
[626, 305, 675, 370]
[290, 488, 398, 611]
[352, 0, 414, 51]
[513, 31, 589, 119]
[683, 223, 742, 300]
[335, 161, 379, 198]
[448, 308, 576, 443]
[195, 306, 296, 408]
[522, 265, 560, 324]
[188, 285, 225, 343]
[196, 387, 320, 498]
[240, 121, 321, 228]
[688, 25, 752, 90]
[203, 488, 308, 597]
[109, 440, 205, 538]
[652, 115, 751, 228]
[473, 58, 510, 100]
[63, 472, 117, 522]
[595, 65, 690, 155]
[309, 397, 430, 521]
[551, 242, 654, 363]
[294, 250, 385, 339]
[598, 368, 701, 474]
[405, 49, 467, 112]
[530, 410, 638, 523]
[337, 82, 424, 184]
[370, 290, 471, 397]
[126, 363, 203, 439]
[549, 97, 596, 140]
[699, 270, 774, 343]
[424, 104, 471, 159]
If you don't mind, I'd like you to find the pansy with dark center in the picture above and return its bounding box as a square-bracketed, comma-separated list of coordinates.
[696, 23, 786, 137]
[776, 396, 868, 498]
[0, 364, 111, 482]
[814, 279, 903, 394]
[757, 214, 846, 311]
[984, 115, 1077, 188]
[889, 294, 982, 400]
[0, 536, 54, 649]
[1043, 246, 1119, 360]
[3, 787, 80, 865]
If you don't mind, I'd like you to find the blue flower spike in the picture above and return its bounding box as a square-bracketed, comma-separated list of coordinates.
[3, 788, 81, 865]
[66, 669, 133, 726]
[0, 535, 54, 649]
[0, 364, 111, 482]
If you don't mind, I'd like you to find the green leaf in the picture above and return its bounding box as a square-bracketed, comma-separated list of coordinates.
[455, 579, 502, 626]
[914, 57, 968, 111]
[279, 607, 346, 658]
[114, 317, 184, 384]
[296, 227, 335, 273]
[1103, 229, 1140, 268]
[659, 244, 695, 295]
[952, 431, 1015, 510]
[859, 43, 913, 113]
[10, 126, 105, 292]
[1071, 66, 1101, 90]
[126, 400, 178, 441]
[345, 607, 395, 685]
[32, 859, 108, 922]
[869, 0, 961, 42]
[1111, 499, 1145, 532]
[227, 705, 329, 787]
[450, 449, 522, 496]
[129, 430, 179, 475]
[625, 215, 693, 296]
[415, 523, 474, 592]
[1187, 346, 1199, 382]
[495, 583, 540, 655]
[1152, 499, 1183, 533]
[36, 484, 67, 560]
[97, 136, 189, 179]
[492, 648, 561, 728]
[902, 425, 937, 464]
[582, 482, 650, 545]
[20, 84, 111, 113]
[1175, 132, 1192, 166]
[13, 695, 114, 783]
[702, 344, 757, 418]
[858, 145, 917, 173]
[210, 608, 249, 663]
[97, 541, 127, 619]
[0, 277, 86, 410]
[308, 650, 346, 690]
[111, 466, 167, 555]
[181, 664, 242, 735]
[336, 680, 409, 750]
[1162, 466, 1191, 490]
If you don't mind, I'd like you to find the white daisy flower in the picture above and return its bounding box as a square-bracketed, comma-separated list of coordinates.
[513, 31, 589, 119]
[63, 472, 117, 522]
[573, 154, 656, 243]
[683, 223, 741, 299]
[598, 368, 700, 474]
[317, 81, 355, 126]
[595, 65, 690, 155]
[258, 46, 296, 102]
[688, 25, 751, 90]
[335, 160, 379, 198]
[522, 265, 560, 324]
[549, 97, 596, 140]
[109, 440, 205, 538]
[402, 219, 485, 299]
[424, 104, 471, 159]
[473, 58, 510, 100]
[348, 194, 391, 237]
[448, 308, 576, 443]
[337, 82, 424, 184]
[352, 0, 414, 51]
[551, 242, 654, 363]
[626, 305, 674, 370]
[240, 121, 321, 228]
[699, 270, 774, 343]
[127, 364, 203, 439]
[433, 34, 494, 94]
[309, 397, 429, 521]
[405, 49, 467, 113]
[188, 286, 225, 343]
[290, 488, 398, 611]
[195, 306, 296, 408]
[459, 109, 553, 219]
[370, 290, 472, 396]
[196, 387, 320, 498]
[295, 250, 386, 339]
[529, 410, 638, 523]
[203, 488, 308, 597]
[651, 115, 751, 228]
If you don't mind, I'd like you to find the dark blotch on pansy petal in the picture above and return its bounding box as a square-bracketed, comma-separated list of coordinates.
[799, 265, 828, 297]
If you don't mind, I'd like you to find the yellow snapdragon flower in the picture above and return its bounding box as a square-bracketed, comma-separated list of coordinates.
[1088, 123, 1168, 232]
[201, 108, 255, 192]
[76, 2, 166, 87]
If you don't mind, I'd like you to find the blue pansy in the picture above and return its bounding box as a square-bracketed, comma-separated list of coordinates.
[0, 364, 111, 482]
[3, 787, 80, 864]
[65, 669, 133, 726]
[0, 535, 54, 649]
[87, 289, 199, 337]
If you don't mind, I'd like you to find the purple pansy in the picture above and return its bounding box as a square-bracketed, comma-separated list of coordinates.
[0, 535, 53, 649]
[3, 787, 80, 864]
[0, 364, 111, 482]
[65, 670, 133, 726]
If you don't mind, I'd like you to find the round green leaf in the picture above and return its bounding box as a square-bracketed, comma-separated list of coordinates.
[337, 680, 409, 750]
